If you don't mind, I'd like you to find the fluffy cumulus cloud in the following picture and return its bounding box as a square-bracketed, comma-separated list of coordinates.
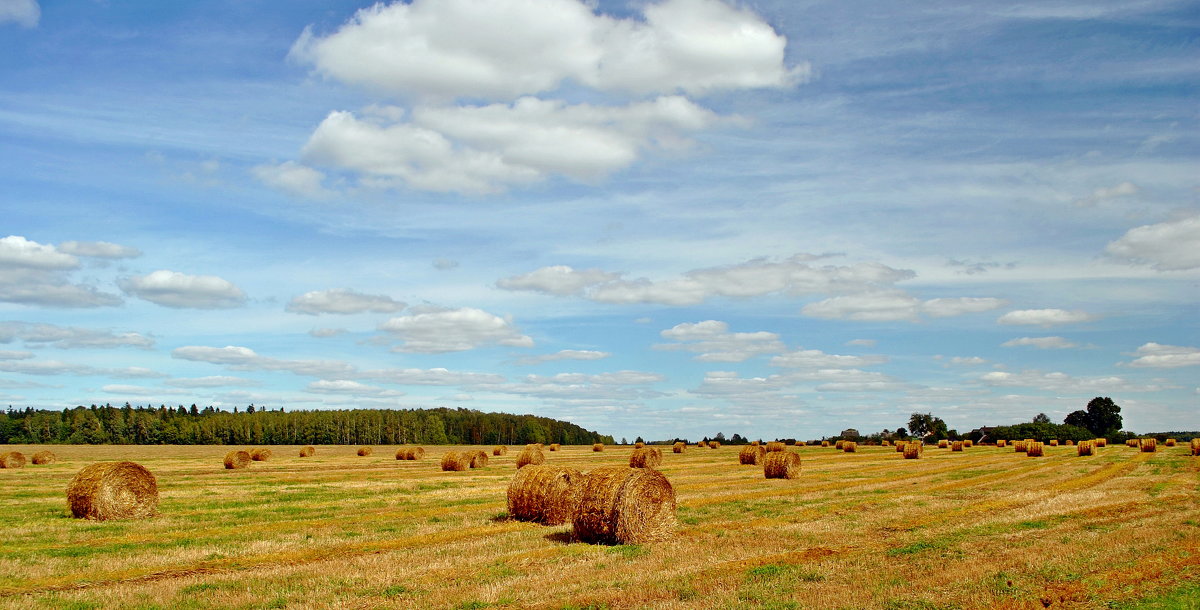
[976, 370, 1162, 393]
[1105, 215, 1200, 271]
[57, 241, 141, 259]
[378, 307, 533, 353]
[996, 308, 1095, 327]
[1125, 343, 1200, 368]
[119, 270, 246, 309]
[0, 0, 39, 28]
[801, 292, 1006, 322]
[165, 376, 260, 388]
[0, 235, 122, 307]
[0, 321, 153, 349]
[770, 348, 887, 369]
[286, 288, 406, 315]
[516, 349, 611, 365]
[496, 265, 621, 296]
[1002, 336, 1079, 349]
[252, 161, 334, 199]
[306, 379, 404, 397]
[656, 320, 784, 362]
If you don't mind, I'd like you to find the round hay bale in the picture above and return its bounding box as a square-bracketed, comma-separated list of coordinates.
[1014, 441, 1028, 453]
[881, 440, 891, 447]
[834, 440, 845, 450]
[997, 440, 1007, 447]
[963, 440, 973, 448]
[750, 440, 760, 446]
[1027, 442, 1045, 457]
[441, 451, 470, 471]
[903, 442, 922, 459]
[629, 447, 662, 469]
[1, 451, 27, 468]
[696, 441, 707, 448]
[1190, 438, 1200, 456]
[592, 443, 604, 452]
[843, 442, 858, 453]
[1077, 441, 1095, 456]
[672, 442, 685, 453]
[516, 446, 546, 469]
[1095, 438, 1107, 447]
[466, 450, 489, 468]
[299, 446, 315, 457]
[765, 441, 785, 453]
[493, 445, 508, 456]
[821, 441, 830, 448]
[895, 441, 907, 453]
[357, 446, 373, 456]
[938, 440, 949, 449]
[1049, 439, 1059, 447]
[250, 448, 272, 461]
[67, 461, 158, 521]
[1140, 438, 1157, 453]
[572, 466, 676, 545]
[739, 445, 766, 465]
[634, 441, 645, 449]
[951, 441, 964, 452]
[507, 464, 583, 525]
[31, 450, 56, 465]
[763, 451, 801, 479]
[1165, 438, 1177, 447]
[549, 443, 561, 452]
[403, 446, 426, 460]
[1065, 440, 1075, 446]
[795, 441, 806, 447]
[224, 450, 251, 469]
[709, 441, 720, 449]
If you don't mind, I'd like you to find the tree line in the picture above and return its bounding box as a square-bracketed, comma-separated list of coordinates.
[0, 404, 614, 447]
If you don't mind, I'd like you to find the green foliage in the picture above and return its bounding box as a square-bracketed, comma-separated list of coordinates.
[990, 421, 1092, 443]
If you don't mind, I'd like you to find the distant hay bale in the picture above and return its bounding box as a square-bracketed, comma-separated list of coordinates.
[938, 440, 949, 449]
[1141, 438, 1157, 453]
[493, 445, 508, 456]
[1014, 441, 1028, 453]
[629, 447, 662, 469]
[903, 443, 922, 459]
[516, 446, 546, 469]
[750, 440, 760, 446]
[709, 441, 720, 449]
[739, 445, 766, 465]
[31, 450, 56, 465]
[634, 442, 645, 449]
[396, 446, 425, 460]
[763, 451, 801, 479]
[1, 451, 27, 468]
[1191, 438, 1200, 456]
[951, 441, 964, 452]
[1049, 440, 1059, 447]
[843, 442, 858, 453]
[573, 466, 676, 545]
[881, 440, 891, 447]
[593, 443, 604, 452]
[672, 442, 685, 453]
[466, 450, 489, 468]
[441, 451, 470, 471]
[997, 440, 1007, 447]
[357, 446, 373, 456]
[1065, 440, 1075, 446]
[821, 441, 830, 447]
[834, 440, 845, 450]
[299, 446, 315, 457]
[765, 441, 785, 453]
[1165, 438, 1177, 447]
[696, 441, 706, 448]
[507, 464, 583, 525]
[1095, 438, 1107, 447]
[66, 461, 158, 521]
[223, 450, 251, 469]
[895, 442, 907, 453]
[549, 443, 561, 452]
[795, 441, 806, 447]
[1026, 442, 1045, 457]
[249, 448, 272, 461]
[963, 440, 973, 448]
[1077, 441, 1095, 456]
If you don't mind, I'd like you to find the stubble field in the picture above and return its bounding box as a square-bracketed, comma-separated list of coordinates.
[1, 442, 1197, 609]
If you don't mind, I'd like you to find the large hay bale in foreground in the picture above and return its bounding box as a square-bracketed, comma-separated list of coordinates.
[1027, 442, 1045, 457]
[1, 451, 27, 468]
[573, 466, 676, 545]
[67, 461, 158, 521]
[396, 446, 425, 460]
[31, 450, 56, 465]
[250, 448, 272, 461]
[672, 442, 685, 454]
[493, 445, 508, 456]
[466, 450, 489, 468]
[441, 451, 470, 471]
[507, 464, 583, 525]
[738, 445, 766, 465]
[765, 441, 785, 453]
[516, 446, 545, 469]
[903, 443, 922, 459]
[763, 451, 801, 479]
[299, 446, 315, 457]
[592, 443, 604, 452]
[629, 447, 662, 469]
[1141, 438, 1157, 453]
[224, 450, 251, 469]
[357, 446, 373, 456]
[1078, 441, 1095, 456]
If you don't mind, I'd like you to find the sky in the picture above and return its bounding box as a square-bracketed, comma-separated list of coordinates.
[0, 0, 1197, 442]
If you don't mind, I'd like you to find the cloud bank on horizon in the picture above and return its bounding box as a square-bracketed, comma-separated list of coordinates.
[0, 0, 1196, 440]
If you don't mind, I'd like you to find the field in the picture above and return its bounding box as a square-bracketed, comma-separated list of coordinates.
[1, 443, 1198, 609]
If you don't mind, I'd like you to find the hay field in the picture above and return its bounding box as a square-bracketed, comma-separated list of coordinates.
[1, 443, 1198, 609]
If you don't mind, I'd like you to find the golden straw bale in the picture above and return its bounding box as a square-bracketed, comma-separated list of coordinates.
[843, 442, 857, 453]
[739, 445, 766, 465]
[1, 451, 27, 468]
[66, 461, 158, 521]
[1077, 441, 1095, 456]
[903, 443, 922, 459]
[821, 441, 830, 447]
[1190, 438, 1200, 456]
[1095, 438, 1107, 447]
[796, 441, 806, 447]
[1065, 440, 1075, 446]
[1165, 438, 1177, 447]
[573, 466, 676, 545]
[516, 446, 546, 469]
[466, 450, 490, 468]
[634, 442, 645, 449]
[31, 450, 56, 465]
[834, 440, 845, 450]
[299, 446, 315, 457]
[750, 440, 760, 446]
[938, 440, 949, 449]
[896, 442, 907, 453]
[507, 464, 583, 525]
[1027, 442, 1045, 457]
[593, 443, 604, 452]
[493, 445, 508, 456]
[763, 451, 801, 479]
[696, 441, 707, 448]
[357, 446, 373, 456]
[709, 441, 721, 449]
[672, 442, 685, 453]
[963, 440, 973, 448]
[441, 451, 470, 471]
[951, 441, 964, 452]
[400, 446, 426, 460]
[765, 441, 785, 453]
[549, 443, 561, 452]
[1014, 441, 1027, 453]
[629, 447, 662, 469]
[1049, 440, 1059, 447]
[1141, 438, 1157, 453]
[997, 440, 1007, 447]
[223, 450, 251, 469]
[250, 448, 272, 461]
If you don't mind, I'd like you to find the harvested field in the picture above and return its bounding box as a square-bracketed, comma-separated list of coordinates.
[0, 443, 1195, 609]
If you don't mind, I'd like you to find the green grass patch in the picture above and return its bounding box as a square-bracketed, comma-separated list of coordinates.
[605, 544, 648, 559]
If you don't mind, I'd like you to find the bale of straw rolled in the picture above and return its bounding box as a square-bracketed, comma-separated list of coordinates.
[821, 441, 830, 447]
[441, 451, 470, 471]
[66, 461, 158, 521]
[593, 443, 604, 452]
[573, 466, 676, 544]
[750, 440, 760, 446]
[1049, 439, 1059, 447]
[634, 441, 645, 449]
[951, 441, 964, 452]
[763, 451, 801, 479]
[739, 444, 766, 465]
[250, 448, 272, 461]
[997, 440, 1007, 447]
[1126, 439, 1137, 447]
[299, 446, 315, 457]
[549, 443, 561, 452]
[938, 440, 949, 449]
[1065, 440, 1075, 446]
[31, 450, 56, 465]
[516, 446, 546, 469]
[1095, 438, 1107, 447]
[1141, 438, 1157, 453]
[765, 441, 785, 453]
[1165, 438, 1177, 447]
[672, 442, 685, 453]
[466, 450, 489, 468]
[1, 451, 27, 468]
[882, 440, 891, 447]
[1014, 441, 1027, 453]
[834, 440, 845, 450]
[843, 442, 858, 453]
[493, 445, 508, 456]
[963, 440, 973, 448]
[224, 450, 251, 469]
[628, 447, 662, 469]
[796, 441, 806, 447]
[1077, 441, 1095, 456]
[1026, 442, 1045, 457]
[696, 441, 707, 448]
[357, 446, 373, 456]
[709, 441, 721, 449]
[396, 446, 425, 460]
[1191, 438, 1200, 456]
[896, 442, 907, 453]
[903, 442, 922, 459]
[507, 464, 583, 525]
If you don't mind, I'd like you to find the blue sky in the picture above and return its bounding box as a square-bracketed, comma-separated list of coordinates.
[1, 0, 1196, 441]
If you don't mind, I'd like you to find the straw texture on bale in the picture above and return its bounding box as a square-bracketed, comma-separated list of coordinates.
[903, 443, 921, 459]
[507, 464, 583, 525]
[1066, 440, 1075, 446]
[795, 441, 806, 447]
[938, 440, 949, 449]
[250, 448, 272, 461]
[357, 446, 373, 456]
[672, 441, 685, 453]
[1049, 439, 1059, 446]
[516, 446, 546, 469]
[1191, 438, 1200, 456]
[1014, 441, 1028, 453]
[572, 466, 676, 545]
[738, 444, 766, 465]
[997, 440, 1007, 447]
[299, 446, 315, 457]
[963, 440, 973, 448]
[1141, 438, 1157, 453]
[1165, 438, 1177, 447]
[465, 450, 489, 468]
[696, 441, 707, 448]
[549, 444, 561, 452]
[895, 442, 907, 453]
[843, 441, 857, 453]
[493, 445, 508, 456]
[634, 442, 645, 449]
[31, 450, 56, 465]
[821, 441, 830, 447]
[709, 441, 720, 448]
[765, 441, 785, 453]
[1077, 441, 1095, 456]
[396, 446, 425, 460]
[224, 450, 251, 469]
[441, 451, 470, 471]
[1027, 442, 1045, 457]
[629, 446, 663, 469]
[67, 461, 158, 521]
[1095, 438, 1107, 447]
[834, 440, 845, 450]
[951, 441, 964, 452]
[763, 451, 801, 479]
[593, 443, 604, 452]
[1, 451, 27, 468]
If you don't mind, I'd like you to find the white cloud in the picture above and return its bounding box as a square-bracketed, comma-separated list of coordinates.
[309, 328, 348, 338]
[306, 379, 405, 397]
[516, 349, 611, 365]
[497, 265, 620, 296]
[0, 358, 163, 378]
[846, 339, 877, 347]
[1072, 181, 1138, 207]
[977, 370, 1162, 393]
[0, 350, 34, 360]
[0, 321, 154, 349]
[996, 308, 1096, 326]
[165, 376, 260, 388]
[1105, 215, 1200, 271]
[770, 348, 887, 369]
[0, 235, 78, 269]
[1125, 343, 1200, 368]
[99, 384, 188, 397]
[0, 0, 38, 28]
[1002, 336, 1079, 349]
[378, 307, 533, 353]
[921, 297, 1008, 318]
[947, 356, 987, 366]
[656, 320, 784, 362]
[253, 161, 335, 199]
[57, 240, 141, 259]
[287, 288, 406, 315]
[802, 292, 1007, 322]
[0, 236, 122, 307]
[494, 370, 666, 403]
[119, 270, 246, 309]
